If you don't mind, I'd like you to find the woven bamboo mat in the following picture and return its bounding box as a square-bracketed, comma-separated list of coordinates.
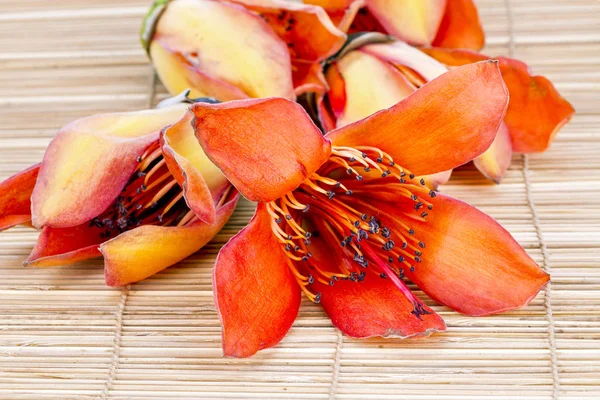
[0, 0, 599, 399]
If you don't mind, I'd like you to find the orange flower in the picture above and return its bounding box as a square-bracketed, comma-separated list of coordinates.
[189, 62, 549, 357]
[318, 34, 574, 183]
[305, 0, 484, 50]
[0, 104, 238, 286]
[142, 0, 346, 100]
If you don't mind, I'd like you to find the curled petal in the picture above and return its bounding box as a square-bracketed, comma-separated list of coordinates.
[213, 203, 301, 357]
[326, 61, 508, 176]
[102, 191, 238, 286]
[192, 98, 332, 202]
[366, 0, 446, 45]
[360, 41, 448, 82]
[152, 0, 294, 99]
[31, 105, 188, 229]
[323, 62, 347, 121]
[0, 164, 39, 231]
[229, 0, 346, 62]
[25, 223, 104, 267]
[432, 0, 485, 50]
[334, 50, 416, 128]
[292, 61, 329, 96]
[473, 123, 513, 183]
[386, 194, 549, 316]
[422, 48, 575, 153]
[161, 110, 229, 224]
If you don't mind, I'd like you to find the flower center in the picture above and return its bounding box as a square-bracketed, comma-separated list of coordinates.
[267, 145, 436, 319]
[89, 141, 216, 239]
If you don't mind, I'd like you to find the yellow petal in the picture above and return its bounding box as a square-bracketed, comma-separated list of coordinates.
[473, 123, 513, 183]
[151, 0, 294, 100]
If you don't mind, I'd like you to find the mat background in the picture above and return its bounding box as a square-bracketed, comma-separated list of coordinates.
[0, 0, 599, 399]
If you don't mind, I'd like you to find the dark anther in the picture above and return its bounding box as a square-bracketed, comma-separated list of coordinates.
[350, 275, 357, 282]
[304, 239, 311, 245]
[284, 214, 292, 220]
[288, 18, 295, 24]
[428, 205, 433, 210]
[356, 175, 363, 181]
[370, 216, 377, 222]
[327, 191, 335, 200]
[408, 229, 415, 235]
[329, 280, 335, 286]
[410, 302, 432, 321]
[364, 167, 371, 172]
[141, 184, 147, 191]
[429, 191, 437, 198]
[302, 205, 310, 212]
[400, 171, 405, 177]
[361, 214, 368, 221]
[399, 178, 406, 183]
[340, 240, 346, 247]
[368, 220, 379, 234]
[419, 242, 426, 248]
[287, 235, 293, 240]
[294, 245, 300, 251]
[421, 212, 428, 218]
[415, 256, 421, 263]
[285, 244, 291, 251]
[414, 202, 422, 210]
[335, 182, 341, 188]
[285, 25, 292, 32]
[376, 157, 383, 163]
[136, 188, 142, 195]
[306, 252, 312, 258]
[402, 242, 408, 249]
[346, 168, 352, 174]
[411, 194, 418, 201]
[314, 293, 322, 303]
[150, 202, 158, 209]
[275, 218, 282, 224]
[410, 266, 415, 272]
[305, 232, 312, 239]
[398, 256, 405, 262]
[349, 157, 356, 162]
[136, 204, 142, 210]
[409, 174, 415, 179]
[380, 273, 387, 279]
[359, 229, 369, 240]
[388, 256, 394, 263]
[361, 152, 367, 158]
[346, 190, 353, 195]
[353, 220, 360, 228]
[333, 276, 339, 281]
[390, 161, 395, 166]
[420, 178, 425, 185]
[382, 170, 390, 178]
[414, 250, 422, 256]
[301, 256, 309, 262]
[358, 271, 366, 282]
[136, 156, 142, 162]
[308, 274, 314, 284]
[381, 227, 390, 238]
[157, 214, 164, 223]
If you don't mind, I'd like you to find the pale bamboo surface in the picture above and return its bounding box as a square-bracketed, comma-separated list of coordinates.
[0, 0, 599, 399]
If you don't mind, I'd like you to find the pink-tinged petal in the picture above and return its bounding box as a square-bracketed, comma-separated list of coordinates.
[422, 48, 575, 153]
[103, 191, 238, 286]
[432, 0, 485, 50]
[0, 164, 39, 231]
[323, 63, 347, 120]
[25, 223, 104, 267]
[381, 194, 549, 316]
[31, 105, 188, 229]
[152, 0, 294, 100]
[360, 41, 448, 82]
[161, 110, 229, 224]
[473, 123, 513, 183]
[366, 0, 447, 45]
[229, 0, 346, 62]
[213, 203, 301, 358]
[192, 98, 332, 202]
[326, 61, 508, 176]
[317, 275, 445, 338]
[418, 169, 452, 191]
[292, 61, 329, 96]
[334, 50, 416, 128]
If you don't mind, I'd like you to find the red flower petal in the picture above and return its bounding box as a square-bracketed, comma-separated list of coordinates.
[326, 61, 508, 176]
[25, 223, 104, 267]
[0, 164, 39, 231]
[315, 273, 446, 338]
[423, 48, 575, 153]
[103, 191, 238, 287]
[229, 0, 346, 63]
[213, 203, 301, 357]
[432, 0, 485, 50]
[382, 194, 550, 316]
[192, 98, 332, 202]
